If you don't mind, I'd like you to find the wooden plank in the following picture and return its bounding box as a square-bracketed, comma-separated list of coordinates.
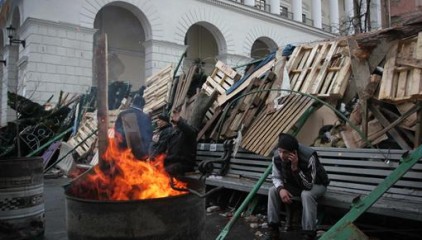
[217, 60, 274, 106]
[242, 94, 297, 150]
[329, 56, 351, 97]
[215, 60, 241, 80]
[296, 43, 329, 92]
[309, 41, 339, 94]
[370, 103, 411, 150]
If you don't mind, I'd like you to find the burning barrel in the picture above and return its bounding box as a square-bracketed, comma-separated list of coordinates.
[64, 138, 205, 239]
[0, 157, 44, 240]
[65, 177, 205, 240]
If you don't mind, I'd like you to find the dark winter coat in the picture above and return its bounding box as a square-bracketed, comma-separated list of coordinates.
[114, 106, 152, 160]
[165, 118, 197, 174]
[149, 123, 173, 159]
[273, 144, 329, 195]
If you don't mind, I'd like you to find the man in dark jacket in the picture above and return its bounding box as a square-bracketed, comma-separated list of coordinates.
[149, 113, 173, 159]
[114, 95, 152, 160]
[164, 109, 197, 176]
[266, 133, 329, 240]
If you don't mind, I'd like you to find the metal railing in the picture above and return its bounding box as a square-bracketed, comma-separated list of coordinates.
[225, 0, 334, 34]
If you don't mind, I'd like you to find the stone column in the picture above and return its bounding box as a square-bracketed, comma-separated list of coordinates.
[244, 0, 255, 7]
[0, 47, 10, 125]
[345, 0, 354, 19]
[269, 0, 281, 15]
[292, 0, 303, 22]
[344, 0, 355, 34]
[312, 0, 322, 28]
[5, 45, 20, 122]
[329, 0, 340, 33]
[371, 0, 382, 29]
[143, 39, 187, 78]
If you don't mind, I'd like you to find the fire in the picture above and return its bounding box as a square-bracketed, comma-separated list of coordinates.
[68, 135, 188, 201]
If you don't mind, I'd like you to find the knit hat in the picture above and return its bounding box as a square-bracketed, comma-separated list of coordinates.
[277, 133, 298, 151]
[157, 113, 170, 123]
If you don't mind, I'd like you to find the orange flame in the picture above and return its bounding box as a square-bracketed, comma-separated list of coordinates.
[68, 135, 187, 201]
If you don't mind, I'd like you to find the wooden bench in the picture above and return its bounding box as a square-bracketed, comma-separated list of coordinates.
[194, 143, 422, 221]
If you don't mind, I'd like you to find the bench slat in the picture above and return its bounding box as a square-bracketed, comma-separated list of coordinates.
[194, 144, 422, 221]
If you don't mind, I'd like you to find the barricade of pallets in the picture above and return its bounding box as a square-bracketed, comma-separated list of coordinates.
[286, 40, 351, 99]
[378, 33, 422, 102]
[241, 94, 316, 156]
[143, 65, 173, 113]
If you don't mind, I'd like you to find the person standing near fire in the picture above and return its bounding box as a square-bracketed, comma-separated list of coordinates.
[149, 113, 172, 159]
[163, 109, 197, 176]
[114, 95, 152, 160]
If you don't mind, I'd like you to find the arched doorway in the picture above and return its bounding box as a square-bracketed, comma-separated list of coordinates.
[184, 23, 219, 76]
[94, 4, 147, 91]
[250, 37, 277, 59]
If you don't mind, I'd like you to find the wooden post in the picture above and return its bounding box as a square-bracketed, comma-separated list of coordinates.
[415, 101, 422, 147]
[347, 38, 371, 139]
[94, 32, 109, 168]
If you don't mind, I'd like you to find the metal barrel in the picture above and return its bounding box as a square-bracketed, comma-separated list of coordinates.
[65, 177, 205, 240]
[0, 157, 45, 240]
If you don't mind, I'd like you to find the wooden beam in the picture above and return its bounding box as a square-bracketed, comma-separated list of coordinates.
[94, 32, 109, 168]
[415, 101, 422, 147]
[368, 103, 411, 150]
[368, 39, 397, 72]
[348, 38, 371, 137]
[396, 57, 422, 69]
[368, 104, 421, 142]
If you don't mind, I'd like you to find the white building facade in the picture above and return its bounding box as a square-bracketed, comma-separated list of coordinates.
[0, 0, 382, 125]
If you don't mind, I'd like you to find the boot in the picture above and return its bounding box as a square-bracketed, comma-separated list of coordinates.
[264, 223, 280, 240]
[302, 230, 316, 240]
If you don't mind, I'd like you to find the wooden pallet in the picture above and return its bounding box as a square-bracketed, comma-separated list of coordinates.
[218, 71, 276, 139]
[378, 33, 422, 102]
[67, 116, 97, 156]
[172, 65, 197, 112]
[286, 40, 351, 99]
[67, 110, 120, 157]
[143, 65, 173, 113]
[200, 61, 240, 127]
[202, 61, 241, 105]
[241, 94, 316, 156]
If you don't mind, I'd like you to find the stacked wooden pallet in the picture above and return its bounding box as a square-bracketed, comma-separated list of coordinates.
[241, 94, 316, 156]
[202, 60, 241, 106]
[172, 65, 197, 112]
[66, 109, 121, 157]
[378, 33, 422, 102]
[143, 65, 173, 113]
[218, 71, 276, 139]
[67, 113, 97, 156]
[286, 40, 351, 99]
[198, 60, 275, 140]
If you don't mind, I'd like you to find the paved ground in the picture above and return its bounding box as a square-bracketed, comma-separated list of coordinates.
[42, 177, 287, 240]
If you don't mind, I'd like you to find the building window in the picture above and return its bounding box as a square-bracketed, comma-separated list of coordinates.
[281, 6, 288, 17]
[255, 0, 270, 12]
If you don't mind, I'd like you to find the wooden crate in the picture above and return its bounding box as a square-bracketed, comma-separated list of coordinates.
[378, 33, 422, 102]
[286, 40, 351, 99]
[241, 94, 316, 156]
[67, 117, 97, 156]
[143, 65, 173, 113]
[202, 61, 241, 104]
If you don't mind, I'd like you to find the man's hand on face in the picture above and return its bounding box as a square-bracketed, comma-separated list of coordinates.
[288, 151, 299, 172]
[279, 188, 293, 204]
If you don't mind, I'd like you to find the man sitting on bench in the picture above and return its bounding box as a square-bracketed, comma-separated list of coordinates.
[266, 133, 330, 240]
